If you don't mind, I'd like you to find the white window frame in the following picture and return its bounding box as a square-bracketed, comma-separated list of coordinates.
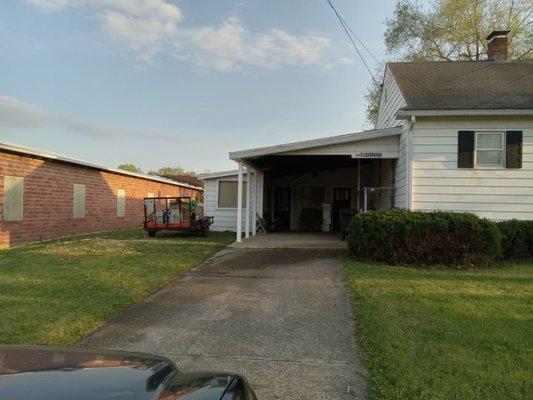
[216, 179, 247, 209]
[474, 131, 505, 169]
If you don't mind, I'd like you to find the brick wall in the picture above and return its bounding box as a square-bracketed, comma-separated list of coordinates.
[0, 151, 202, 248]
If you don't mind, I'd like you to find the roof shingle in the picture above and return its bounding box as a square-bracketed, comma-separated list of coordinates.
[388, 61, 533, 111]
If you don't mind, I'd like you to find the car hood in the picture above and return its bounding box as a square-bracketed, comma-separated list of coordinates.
[0, 346, 236, 400]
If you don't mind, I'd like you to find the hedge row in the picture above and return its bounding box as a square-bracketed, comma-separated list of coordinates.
[496, 219, 533, 260]
[347, 209, 532, 268]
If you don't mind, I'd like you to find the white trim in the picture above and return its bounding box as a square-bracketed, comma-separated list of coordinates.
[236, 162, 243, 242]
[397, 109, 533, 118]
[0, 140, 202, 190]
[245, 166, 251, 238]
[229, 127, 402, 160]
[198, 169, 241, 180]
[474, 131, 506, 169]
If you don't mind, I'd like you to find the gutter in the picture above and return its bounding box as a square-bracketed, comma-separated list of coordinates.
[396, 109, 533, 118]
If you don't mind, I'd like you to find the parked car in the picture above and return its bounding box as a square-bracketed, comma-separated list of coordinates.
[0, 346, 257, 400]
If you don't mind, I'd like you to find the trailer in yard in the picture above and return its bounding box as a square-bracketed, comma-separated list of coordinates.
[143, 196, 213, 237]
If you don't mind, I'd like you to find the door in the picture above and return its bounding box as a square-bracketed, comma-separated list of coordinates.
[332, 187, 351, 232]
[273, 187, 291, 231]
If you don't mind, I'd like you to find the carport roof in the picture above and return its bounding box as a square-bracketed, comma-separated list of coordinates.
[228, 126, 401, 160]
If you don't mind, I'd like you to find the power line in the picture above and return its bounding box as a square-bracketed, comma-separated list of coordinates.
[326, 0, 379, 84]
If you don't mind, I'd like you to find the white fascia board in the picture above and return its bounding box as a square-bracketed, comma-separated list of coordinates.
[228, 126, 402, 160]
[396, 109, 533, 118]
[198, 168, 258, 180]
[0, 140, 203, 190]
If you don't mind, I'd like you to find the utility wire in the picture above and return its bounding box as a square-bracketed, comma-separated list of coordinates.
[326, 0, 379, 84]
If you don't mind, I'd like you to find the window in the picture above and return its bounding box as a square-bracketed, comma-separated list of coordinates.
[3, 176, 23, 221]
[301, 186, 325, 209]
[218, 181, 247, 208]
[147, 192, 154, 198]
[73, 184, 85, 219]
[117, 188, 125, 217]
[476, 132, 504, 167]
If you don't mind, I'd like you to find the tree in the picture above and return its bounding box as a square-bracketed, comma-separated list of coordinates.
[118, 163, 142, 173]
[385, 0, 532, 61]
[365, 0, 533, 126]
[148, 166, 197, 177]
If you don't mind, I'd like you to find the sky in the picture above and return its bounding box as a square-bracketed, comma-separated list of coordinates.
[0, 0, 396, 172]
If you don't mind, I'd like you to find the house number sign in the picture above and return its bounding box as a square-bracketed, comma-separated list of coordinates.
[353, 152, 383, 158]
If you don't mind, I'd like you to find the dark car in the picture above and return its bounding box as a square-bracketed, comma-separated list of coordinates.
[0, 346, 257, 400]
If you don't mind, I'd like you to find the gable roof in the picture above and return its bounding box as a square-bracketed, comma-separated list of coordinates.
[229, 126, 401, 160]
[388, 61, 533, 112]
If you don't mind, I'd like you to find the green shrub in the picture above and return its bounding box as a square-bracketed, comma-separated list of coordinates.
[496, 219, 533, 260]
[347, 209, 501, 267]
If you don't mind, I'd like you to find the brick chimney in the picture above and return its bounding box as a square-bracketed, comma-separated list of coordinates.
[486, 30, 510, 61]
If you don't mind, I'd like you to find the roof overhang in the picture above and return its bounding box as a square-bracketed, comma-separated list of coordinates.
[0, 141, 203, 191]
[396, 109, 533, 118]
[229, 126, 402, 161]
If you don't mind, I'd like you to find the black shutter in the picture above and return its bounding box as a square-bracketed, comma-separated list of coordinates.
[458, 131, 475, 168]
[506, 131, 522, 169]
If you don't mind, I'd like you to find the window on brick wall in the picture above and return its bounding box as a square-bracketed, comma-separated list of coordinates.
[73, 184, 86, 219]
[147, 192, 154, 198]
[3, 176, 23, 221]
[117, 189, 126, 217]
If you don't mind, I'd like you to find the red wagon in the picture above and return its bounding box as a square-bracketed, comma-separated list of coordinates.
[143, 196, 213, 237]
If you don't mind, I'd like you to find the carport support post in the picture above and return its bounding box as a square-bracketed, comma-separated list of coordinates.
[236, 161, 243, 242]
[252, 170, 257, 235]
[245, 166, 251, 238]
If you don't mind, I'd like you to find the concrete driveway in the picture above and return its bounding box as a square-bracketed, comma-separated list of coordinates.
[80, 247, 365, 399]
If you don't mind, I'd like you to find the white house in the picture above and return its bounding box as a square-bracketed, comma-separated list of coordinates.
[199, 31, 533, 241]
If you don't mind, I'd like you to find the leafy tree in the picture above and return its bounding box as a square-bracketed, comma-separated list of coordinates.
[118, 163, 142, 173]
[148, 166, 197, 177]
[365, 0, 533, 126]
[385, 0, 532, 61]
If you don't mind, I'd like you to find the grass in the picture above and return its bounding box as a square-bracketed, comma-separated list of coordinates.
[0, 229, 233, 346]
[344, 260, 533, 400]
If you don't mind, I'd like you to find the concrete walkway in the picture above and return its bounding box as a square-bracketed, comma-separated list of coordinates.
[230, 232, 348, 250]
[79, 248, 365, 399]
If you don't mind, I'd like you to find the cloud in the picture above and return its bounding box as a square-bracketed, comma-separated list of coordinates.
[182, 18, 331, 71]
[25, 0, 331, 70]
[0, 94, 181, 142]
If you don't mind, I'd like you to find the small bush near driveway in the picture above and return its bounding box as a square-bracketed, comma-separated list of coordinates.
[0, 229, 233, 346]
[497, 219, 533, 260]
[344, 260, 533, 400]
[348, 209, 501, 267]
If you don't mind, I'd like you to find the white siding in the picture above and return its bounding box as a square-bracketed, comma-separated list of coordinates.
[202, 172, 263, 232]
[376, 66, 406, 130]
[412, 116, 533, 220]
[279, 135, 399, 159]
[376, 65, 410, 208]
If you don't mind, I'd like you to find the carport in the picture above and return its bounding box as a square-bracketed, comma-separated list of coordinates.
[229, 126, 402, 242]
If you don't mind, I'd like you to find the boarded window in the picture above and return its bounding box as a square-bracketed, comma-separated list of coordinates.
[3, 176, 23, 221]
[117, 189, 126, 217]
[73, 184, 86, 219]
[218, 181, 247, 208]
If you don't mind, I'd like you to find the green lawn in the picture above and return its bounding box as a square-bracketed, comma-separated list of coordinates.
[344, 261, 533, 400]
[0, 229, 233, 346]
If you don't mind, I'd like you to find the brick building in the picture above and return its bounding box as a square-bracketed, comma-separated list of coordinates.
[0, 142, 203, 249]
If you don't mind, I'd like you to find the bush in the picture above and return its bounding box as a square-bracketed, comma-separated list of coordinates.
[496, 220, 533, 260]
[348, 209, 501, 268]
